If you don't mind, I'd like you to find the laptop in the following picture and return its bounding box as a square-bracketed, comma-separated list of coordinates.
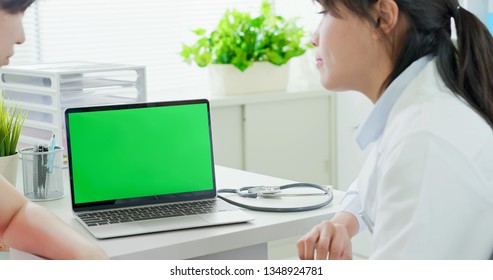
[64, 99, 254, 239]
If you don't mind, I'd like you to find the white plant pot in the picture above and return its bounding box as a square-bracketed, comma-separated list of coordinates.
[208, 62, 289, 96]
[0, 152, 19, 186]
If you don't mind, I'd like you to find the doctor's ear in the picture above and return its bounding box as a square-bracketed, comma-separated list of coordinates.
[372, 0, 400, 37]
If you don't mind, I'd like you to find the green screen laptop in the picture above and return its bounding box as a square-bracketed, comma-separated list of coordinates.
[65, 99, 253, 239]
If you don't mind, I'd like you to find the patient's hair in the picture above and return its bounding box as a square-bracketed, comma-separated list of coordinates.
[0, 0, 36, 14]
[316, 0, 493, 130]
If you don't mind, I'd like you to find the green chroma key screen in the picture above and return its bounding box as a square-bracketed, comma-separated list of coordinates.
[67, 102, 215, 204]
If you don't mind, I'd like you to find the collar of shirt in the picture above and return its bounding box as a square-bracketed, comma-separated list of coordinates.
[355, 56, 433, 150]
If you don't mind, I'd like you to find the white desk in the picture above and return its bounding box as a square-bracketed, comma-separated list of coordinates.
[12, 166, 343, 260]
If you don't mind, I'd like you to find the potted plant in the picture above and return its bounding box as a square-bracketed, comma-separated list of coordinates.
[0, 92, 27, 186]
[180, 0, 311, 95]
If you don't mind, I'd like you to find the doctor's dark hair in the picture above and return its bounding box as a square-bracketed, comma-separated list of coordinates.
[316, 0, 493, 129]
[0, 0, 36, 13]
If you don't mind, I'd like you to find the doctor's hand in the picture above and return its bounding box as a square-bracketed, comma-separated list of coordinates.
[297, 211, 359, 260]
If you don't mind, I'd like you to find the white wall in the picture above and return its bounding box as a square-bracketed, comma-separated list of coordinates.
[461, 0, 489, 24]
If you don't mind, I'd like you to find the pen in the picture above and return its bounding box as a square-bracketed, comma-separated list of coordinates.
[47, 134, 55, 173]
[33, 145, 39, 198]
[34, 144, 44, 199]
[41, 145, 48, 199]
[33, 144, 49, 199]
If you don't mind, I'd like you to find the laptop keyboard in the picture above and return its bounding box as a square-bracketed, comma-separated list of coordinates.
[76, 199, 238, 227]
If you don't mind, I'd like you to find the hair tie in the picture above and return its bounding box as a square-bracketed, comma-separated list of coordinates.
[454, 5, 461, 17]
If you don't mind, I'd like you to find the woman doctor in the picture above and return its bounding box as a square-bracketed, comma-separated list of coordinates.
[297, 0, 493, 259]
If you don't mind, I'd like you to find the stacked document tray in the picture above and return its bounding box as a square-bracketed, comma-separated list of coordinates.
[0, 62, 146, 150]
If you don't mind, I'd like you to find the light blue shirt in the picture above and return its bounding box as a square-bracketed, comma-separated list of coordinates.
[339, 56, 432, 231]
[355, 56, 432, 150]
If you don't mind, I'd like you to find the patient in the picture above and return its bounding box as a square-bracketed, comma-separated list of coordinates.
[0, 0, 107, 259]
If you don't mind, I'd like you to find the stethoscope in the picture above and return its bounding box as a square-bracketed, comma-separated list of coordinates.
[217, 183, 333, 212]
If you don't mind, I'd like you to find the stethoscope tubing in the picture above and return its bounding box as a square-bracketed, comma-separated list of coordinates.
[217, 183, 333, 212]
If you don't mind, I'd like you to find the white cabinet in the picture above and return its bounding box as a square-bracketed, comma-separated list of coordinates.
[210, 92, 335, 186]
[210, 105, 244, 170]
[334, 92, 373, 190]
[244, 97, 333, 184]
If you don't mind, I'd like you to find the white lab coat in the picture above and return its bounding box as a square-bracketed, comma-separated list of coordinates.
[348, 59, 493, 259]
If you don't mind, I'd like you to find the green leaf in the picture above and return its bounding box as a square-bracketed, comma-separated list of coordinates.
[179, 0, 310, 71]
[0, 91, 27, 157]
[192, 28, 207, 36]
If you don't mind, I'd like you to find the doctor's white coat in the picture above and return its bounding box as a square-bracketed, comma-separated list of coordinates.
[347, 59, 493, 259]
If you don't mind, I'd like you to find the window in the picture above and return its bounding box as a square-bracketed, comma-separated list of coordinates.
[460, 0, 493, 33]
[13, 0, 269, 100]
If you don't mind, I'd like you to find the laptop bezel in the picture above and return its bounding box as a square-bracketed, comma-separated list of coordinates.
[64, 99, 217, 213]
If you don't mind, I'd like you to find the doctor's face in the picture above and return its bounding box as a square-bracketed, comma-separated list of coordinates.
[312, 4, 379, 93]
[0, 9, 25, 66]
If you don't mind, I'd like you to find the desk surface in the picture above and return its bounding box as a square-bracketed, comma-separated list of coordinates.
[13, 166, 343, 260]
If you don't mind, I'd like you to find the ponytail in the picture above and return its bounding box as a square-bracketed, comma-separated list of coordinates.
[438, 7, 493, 129]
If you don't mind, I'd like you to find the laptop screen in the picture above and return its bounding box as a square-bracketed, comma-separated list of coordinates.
[65, 99, 216, 210]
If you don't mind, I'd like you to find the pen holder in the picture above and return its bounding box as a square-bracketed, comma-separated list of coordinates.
[19, 146, 64, 201]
